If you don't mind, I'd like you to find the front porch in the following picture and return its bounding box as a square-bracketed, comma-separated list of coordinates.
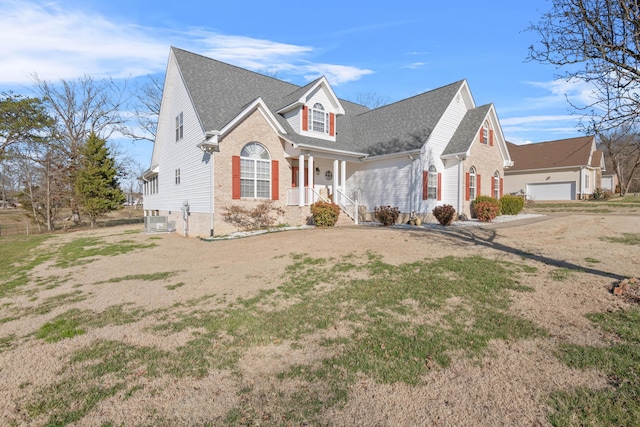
[285, 155, 359, 224]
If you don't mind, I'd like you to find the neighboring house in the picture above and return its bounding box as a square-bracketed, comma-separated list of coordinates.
[504, 136, 605, 201]
[143, 47, 513, 237]
[600, 174, 618, 193]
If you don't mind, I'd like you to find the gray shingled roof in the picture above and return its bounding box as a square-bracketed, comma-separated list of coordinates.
[172, 47, 463, 157]
[442, 104, 491, 156]
[352, 81, 465, 155]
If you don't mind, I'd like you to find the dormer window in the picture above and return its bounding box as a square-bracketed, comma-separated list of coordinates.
[310, 103, 328, 133]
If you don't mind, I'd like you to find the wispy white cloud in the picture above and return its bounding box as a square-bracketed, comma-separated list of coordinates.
[196, 33, 373, 85]
[0, 0, 168, 84]
[0, 0, 373, 86]
[500, 114, 575, 126]
[404, 62, 426, 69]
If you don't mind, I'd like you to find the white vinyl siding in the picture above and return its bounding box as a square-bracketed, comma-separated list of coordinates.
[347, 157, 414, 213]
[144, 51, 210, 214]
[303, 87, 336, 141]
[418, 90, 469, 212]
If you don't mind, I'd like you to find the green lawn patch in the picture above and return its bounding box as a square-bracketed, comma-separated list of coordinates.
[55, 237, 156, 268]
[549, 308, 640, 426]
[601, 233, 640, 246]
[25, 253, 545, 426]
[0, 235, 52, 297]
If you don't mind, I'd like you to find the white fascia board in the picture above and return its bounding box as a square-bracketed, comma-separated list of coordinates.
[361, 149, 422, 163]
[504, 165, 583, 174]
[440, 150, 471, 160]
[282, 136, 367, 159]
[276, 76, 346, 115]
[485, 104, 513, 166]
[142, 164, 160, 179]
[457, 79, 475, 110]
[220, 97, 286, 136]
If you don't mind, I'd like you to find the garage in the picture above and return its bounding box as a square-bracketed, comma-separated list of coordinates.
[527, 181, 576, 201]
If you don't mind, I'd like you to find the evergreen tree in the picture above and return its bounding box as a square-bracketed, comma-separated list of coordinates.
[75, 132, 124, 227]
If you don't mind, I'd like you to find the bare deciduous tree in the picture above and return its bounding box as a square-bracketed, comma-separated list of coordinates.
[598, 128, 640, 194]
[124, 75, 163, 143]
[353, 92, 390, 109]
[528, 0, 640, 132]
[32, 74, 129, 223]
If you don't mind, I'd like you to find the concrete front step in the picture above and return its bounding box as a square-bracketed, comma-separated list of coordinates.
[335, 212, 356, 226]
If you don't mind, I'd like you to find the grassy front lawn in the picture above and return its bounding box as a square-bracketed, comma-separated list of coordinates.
[2, 228, 639, 426]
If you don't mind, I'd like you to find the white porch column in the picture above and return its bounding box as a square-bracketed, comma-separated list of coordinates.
[341, 160, 347, 193]
[298, 154, 305, 206]
[333, 159, 339, 203]
[308, 155, 314, 203]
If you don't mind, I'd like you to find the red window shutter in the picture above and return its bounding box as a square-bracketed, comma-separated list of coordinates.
[491, 176, 495, 197]
[465, 172, 470, 201]
[232, 156, 241, 199]
[422, 170, 428, 200]
[500, 178, 504, 198]
[479, 129, 484, 144]
[271, 160, 279, 200]
[329, 113, 335, 136]
[302, 106, 308, 131]
[437, 173, 442, 201]
[477, 174, 482, 197]
[489, 129, 494, 146]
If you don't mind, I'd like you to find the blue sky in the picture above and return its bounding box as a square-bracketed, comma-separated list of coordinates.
[0, 0, 593, 168]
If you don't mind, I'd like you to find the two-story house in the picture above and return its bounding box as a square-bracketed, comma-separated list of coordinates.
[143, 47, 513, 237]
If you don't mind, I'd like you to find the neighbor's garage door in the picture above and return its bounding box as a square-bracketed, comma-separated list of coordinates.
[527, 181, 576, 201]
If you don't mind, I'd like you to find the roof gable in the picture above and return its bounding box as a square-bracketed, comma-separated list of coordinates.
[277, 76, 346, 115]
[506, 136, 597, 171]
[353, 80, 467, 156]
[172, 47, 300, 133]
[442, 104, 492, 157]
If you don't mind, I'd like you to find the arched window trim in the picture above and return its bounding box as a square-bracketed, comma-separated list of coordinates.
[427, 165, 438, 200]
[309, 102, 328, 134]
[240, 142, 271, 199]
[493, 171, 500, 199]
[469, 166, 477, 200]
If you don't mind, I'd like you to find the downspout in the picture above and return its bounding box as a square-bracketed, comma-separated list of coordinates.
[408, 154, 416, 216]
[455, 155, 466, 215]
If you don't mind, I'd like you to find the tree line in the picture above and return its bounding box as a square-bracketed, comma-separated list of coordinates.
[0, 75, 161, 231]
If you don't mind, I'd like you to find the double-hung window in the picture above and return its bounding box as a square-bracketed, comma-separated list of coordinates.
[428, 165, 438, 200]
[310, 103, 328, 133]
[493, 171, 500, 199]
[175, 112, 184, 141]
[240, 142, 271, 198]
[469, 167, 477, 200]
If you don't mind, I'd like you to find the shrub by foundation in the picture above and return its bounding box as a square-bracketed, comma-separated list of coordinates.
[432, 204, 456, 226]
[500, 195, 525, 215]
[474, 201, 499, 222]
[310, 201, 341, 227]
[374, 206, 400, 226]
[474, 196, 501, 216]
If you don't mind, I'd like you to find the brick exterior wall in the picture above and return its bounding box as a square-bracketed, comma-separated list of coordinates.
[464, 131, 505, 217]
[211, 109, 308, 236]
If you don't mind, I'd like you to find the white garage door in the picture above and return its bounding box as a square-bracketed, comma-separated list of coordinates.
[527, 181, 576, 201]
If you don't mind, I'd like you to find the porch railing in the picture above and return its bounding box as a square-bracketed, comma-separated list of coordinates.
[286, 187, 330, 206]
[286, 187, 358, 225]
[334, 188, 359, 224]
